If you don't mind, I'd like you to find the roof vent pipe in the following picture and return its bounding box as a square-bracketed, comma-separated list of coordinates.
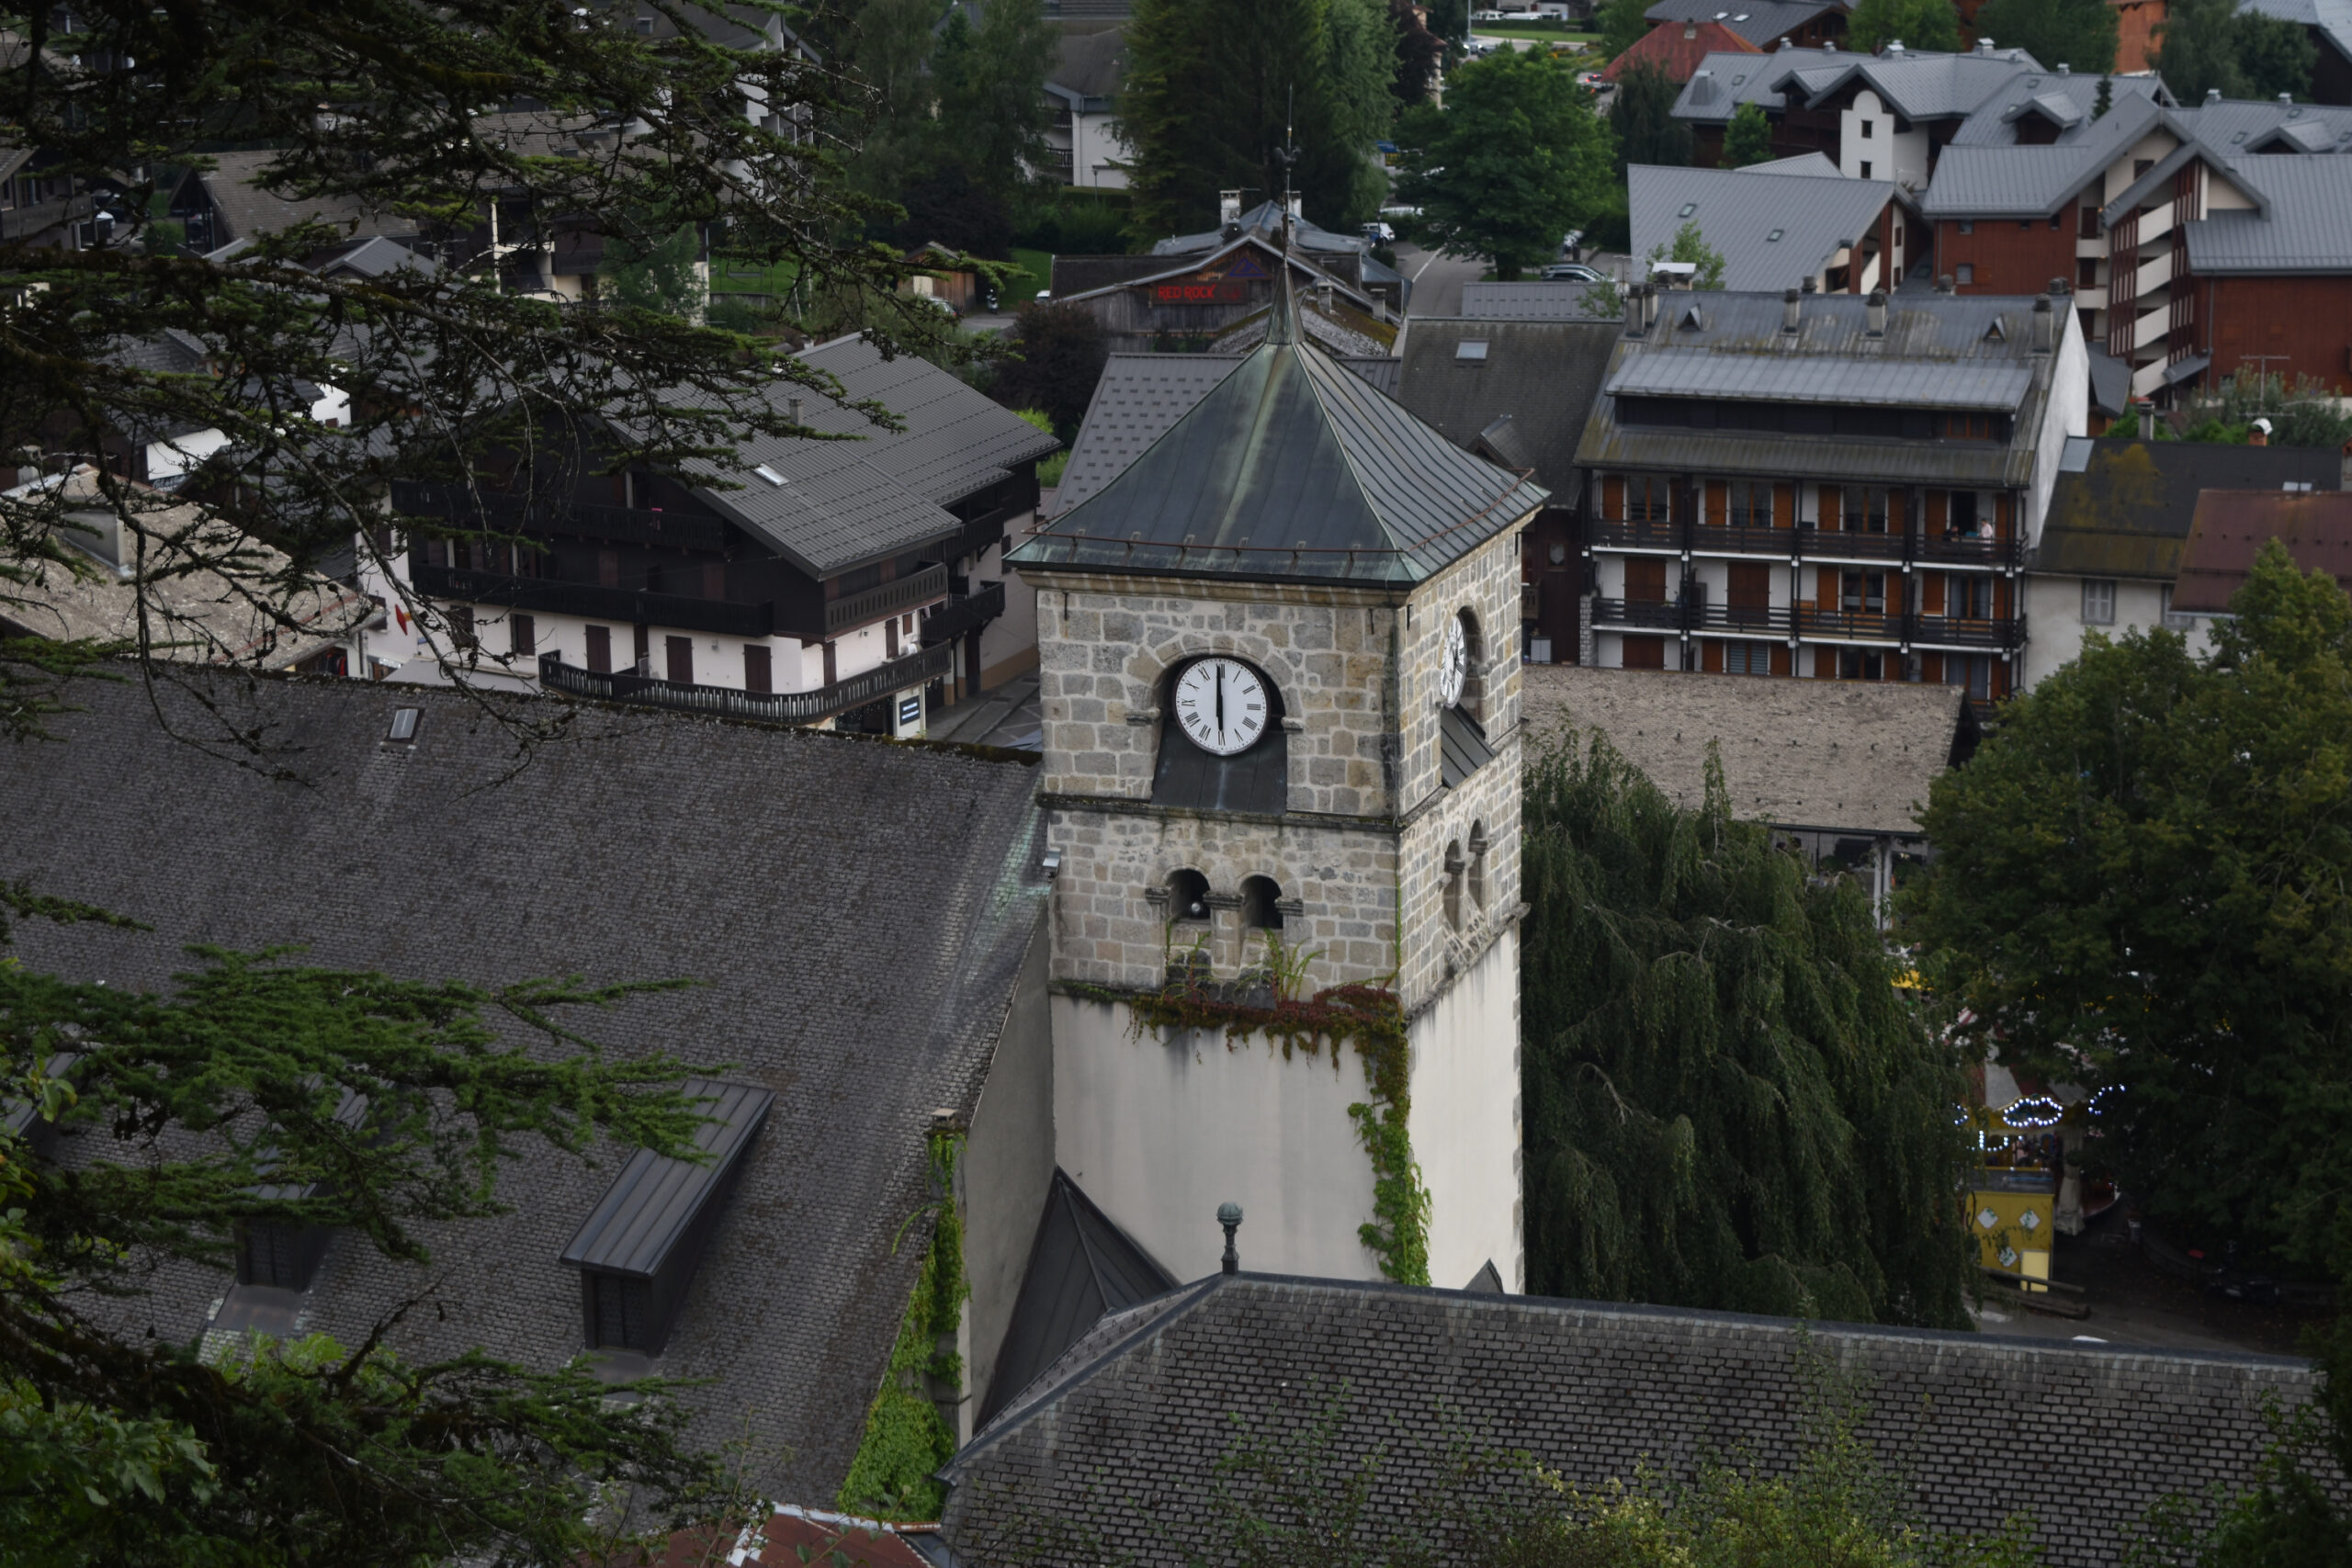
[787, 395, 804, 426]
[2057, 62, 2070, 73]
[1782, 286, 1802, 333]
[2280, 91, 2295, 106]
[2208, 87, 2222, 103]
[1975, 35, 1994, 52]
[1218, 188, 1242, 229]
[2135, 398, 2155, 441]
[1643, 283, 1660, 331]
[1936, 273, 1954, 293]
[1865, 288, 1887, 337]
[1887, 38, 1904, 53]
[2251, 416, 2273, 445]
[1217, 1201, 1244, 1274]
[2032, 292, 2054, 353]
[1624, 283, 1645, 336]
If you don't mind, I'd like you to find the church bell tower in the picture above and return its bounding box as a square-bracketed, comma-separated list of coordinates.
[1007, 286, 1542, 1290]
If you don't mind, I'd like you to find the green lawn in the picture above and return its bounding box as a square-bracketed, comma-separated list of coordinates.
[710, 258, 799, 296]
[1468, 25, 1600, 42]
[1001, 247, 1053, 304]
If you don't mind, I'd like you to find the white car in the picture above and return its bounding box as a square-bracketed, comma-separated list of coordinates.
[1362, 220, 1396, 243]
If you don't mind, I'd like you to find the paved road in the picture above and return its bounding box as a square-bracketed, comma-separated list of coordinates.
[1395, 242, 1487, 318]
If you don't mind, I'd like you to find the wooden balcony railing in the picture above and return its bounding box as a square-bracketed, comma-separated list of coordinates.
[538, 643, 952, 724]
[1587, 515, 2019, 569]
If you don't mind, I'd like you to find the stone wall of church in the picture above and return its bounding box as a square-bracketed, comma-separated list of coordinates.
[1043, 804, 1399, 990]
[1030, 575, 1399, 818]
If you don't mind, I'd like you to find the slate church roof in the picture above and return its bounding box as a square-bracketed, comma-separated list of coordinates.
[979, 1169, 1174, 1427]
[1010, 286, 1546, 586]
[939, 1273, 2328, 1568]
[0, 671, 1048, 1501]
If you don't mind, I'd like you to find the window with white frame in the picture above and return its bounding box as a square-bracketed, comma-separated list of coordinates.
[2081, 579, 2116, 626]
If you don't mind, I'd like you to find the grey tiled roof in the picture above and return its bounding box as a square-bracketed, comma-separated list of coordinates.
[2037, 436, 2342, 579]
[1051, 354, 1248, 516]
[939, 1275, 2330, 1568]
[178, 151, 415, 247]
[1767, 46, 2052, 123]
[1574, 290, 2065, 487]
[2178, 96, 2352, 154]
[1925, 97, 2166, 215]
[1521, 665, 1964, 834]
[2, 671, 1047, 1503]
[1046, 26, 1125, 107]
[1393, 318, 1621, 504]
[1457, 281, 1616, 320]
[1150, 199, 1371, 258]
[1672, 45, 1836, 123]
[1946, 70, 2168, 147]
[1012, 308, 1546, 586]
[2187, 156, 2352, 274]
[668, 336, 1059, 576]
[1607, 344, 2034, 408]
[1629, 163, 1905, 294]
[1641, 0, 1846, 50]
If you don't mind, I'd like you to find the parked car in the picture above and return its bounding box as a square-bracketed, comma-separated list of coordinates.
[1541, 263, 1602, 282]
[1362, 220, 1396, 243]
[1471, 8, 1506, 18]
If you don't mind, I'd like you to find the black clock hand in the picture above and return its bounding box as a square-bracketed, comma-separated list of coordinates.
[1216, 665, 1226, 739]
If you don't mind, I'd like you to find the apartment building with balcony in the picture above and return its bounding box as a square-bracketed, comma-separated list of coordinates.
[1576, 285, 2086, 705]
[393, 333, 1057, 735]
[1927, 95, 2352, 406]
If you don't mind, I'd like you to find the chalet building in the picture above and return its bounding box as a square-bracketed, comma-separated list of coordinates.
[2024, 433, 2339, 683]
[1053, 197, 1408, 322]
[1927, 96, 2352, 403]
[1599, 18, 1759, 89]
[167, 151, 424, 262]
[1046, 226, 1396, 357]
[1672, 40, 2164, 180]
[1, 144, 101, 249]
[1630, 157, 1919, 293]
[1041, 26, 1130, 189]
[394, 333, 1057, 733]
[1576, 285, 2088, 705]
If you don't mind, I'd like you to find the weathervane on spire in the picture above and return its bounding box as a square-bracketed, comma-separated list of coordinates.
[1274, 86, 1300, 254]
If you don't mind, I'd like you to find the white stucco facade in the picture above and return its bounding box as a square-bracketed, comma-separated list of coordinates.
[1407, 928, 1524, 1292]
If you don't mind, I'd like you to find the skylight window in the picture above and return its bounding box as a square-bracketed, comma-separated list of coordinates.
[1767, 228, 1784, 241]
[1679, 202, 1698, 218]
[754, 464, 786, 485]
[1457, 340, 1490, 361]
[386, 707, 420, 742]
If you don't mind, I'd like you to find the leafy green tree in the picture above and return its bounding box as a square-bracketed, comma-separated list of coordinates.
[1118, 0, 1396, 240]
[848, 0, 957, 205]
[990, 302, 1110, 439]
[1611, 61, 1695, 176]
[933, 0, 1063, 209]
[0, 0, 939, 739]
[1596, 0, 1655, 61]
[1907, 542, 2352, 1273]
[601, 223, 705, 318]
[2153, 0, 2312, 103]
[1974, 0, 2120, 73]
[1427, 0, 1472, 43]
[1647, 220, 1729, 288]
[1845, 0, 1962, 53]
[2179, 368, 2352, 448]
[1721, 102, 1777, 167]
[1521, 737, 1975, 1327]
[1393, 47, 1617, 279]
[0, 934, 734, 1566]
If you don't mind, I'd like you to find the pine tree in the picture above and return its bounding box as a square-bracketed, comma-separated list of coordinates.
[1520, 736, 1974, 1326]
[1611, 62, 1694, 176]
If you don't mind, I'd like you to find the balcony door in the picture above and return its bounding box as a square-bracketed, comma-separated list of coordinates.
[1624, 558, 1668, 603]
[665, 635, 694, 685]
[1727, 562, 1771, 631]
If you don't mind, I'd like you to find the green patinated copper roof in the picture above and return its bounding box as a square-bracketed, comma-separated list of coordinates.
[1010, 286, 1546, 587]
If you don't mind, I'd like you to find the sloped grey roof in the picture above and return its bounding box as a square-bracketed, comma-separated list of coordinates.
[1607, 345, 2033, 408]
[1052, 353, 1247, 516]
[1458, 281, 1615, 320]
[2038, 437, 2343, 579]
[178, 151, 415, 247]
[1925, 96, 2167, 214]
[1947, 70, 2167, 148]
[666, 336, 1058, 577]
[1012, 303, 1546, 586]
[1770, 46, 2050, 122]
[1641, 0, 1846, 49]
[1521, 664, 1964, 834]
[559, 1080, 774, 1276]
[312, 235, 439, 279]
[1394, 318, 1621, 505]
[2087, 347, 2131, 416]
[1575, 290, 2063, 487]
[1672, 44, 1836, 123]
[978, 1169, 1174, 1427]
[2180, 96, 2352, 152]
[1151, 199, 1372, 258]
[1630, 163, 1903, 293]
[1336, 355, 1401, 396]
[2187, 156, 2352, 274]
[938, 1275, 2328, 1568]
[1746, 151, 1842, 175]
[2, 671, 1047, 1502]
[1046, 26, 1125, 106]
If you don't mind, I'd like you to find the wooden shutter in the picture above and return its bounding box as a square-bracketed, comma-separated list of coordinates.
[598, 548, 620, 588]
[822, 639, 838, 685]
[665, 635, 693, 685]
[1622, 636, 1667, 670]
[886, 616, 899, 658]
[703, 561, 727, 599]
[1922, 573, 1946, 615]
[1921, 651, 1944, 683]
[1624, 558, 1668, 602]
[1996, 493, 2014, 538]
[509, 613, 535, 657]
[1770, 643, 1792, 677]
[1701, 640, 1724, 672]
[1773, 483, 1794, 527]
[1926, 491, 1948, 535]
[1817, 485, 1841, 530]
[744, 644, 772, 693]
[1601, 475, 1624, 521]
[1704, 480, 1727, 526]
[585, 625, 611, 673]
[1728, 562, 1770, 609]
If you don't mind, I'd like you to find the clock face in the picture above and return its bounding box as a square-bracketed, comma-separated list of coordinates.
[1436, 614, 1468, 708]
[1172, 658, 1269, 756]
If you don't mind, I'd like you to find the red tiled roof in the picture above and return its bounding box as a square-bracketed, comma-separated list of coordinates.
[625, 1506, 938, 1568]
[2174, 488, 2352, 612]
[1599, 20, 1762, 83]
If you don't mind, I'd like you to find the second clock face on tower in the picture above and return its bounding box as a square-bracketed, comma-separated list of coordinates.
[1436, 613, 1468, 709]
[1173, 657, 1269, 756]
